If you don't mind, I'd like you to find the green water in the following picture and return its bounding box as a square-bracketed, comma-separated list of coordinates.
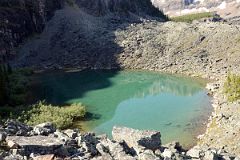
[34, 70, 211, 147]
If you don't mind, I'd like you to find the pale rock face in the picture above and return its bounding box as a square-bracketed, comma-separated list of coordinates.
[217, 1, 227, 9]
[152, 0, 240, 18]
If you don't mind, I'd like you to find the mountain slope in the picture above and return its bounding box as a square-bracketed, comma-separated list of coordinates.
[75, 0, 165, 18]
[1, 0, 168, 63]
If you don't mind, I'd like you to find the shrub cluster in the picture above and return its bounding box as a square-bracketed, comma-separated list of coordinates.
[19, 101, 86, 129]
[224, 74, 240, 102]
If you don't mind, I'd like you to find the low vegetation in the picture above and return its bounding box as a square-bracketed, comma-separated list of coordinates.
[171, 12, 213, 23]
[224, 74, 240, 102]
[0, 66, 86, 129]
[18, 101, 86, 129]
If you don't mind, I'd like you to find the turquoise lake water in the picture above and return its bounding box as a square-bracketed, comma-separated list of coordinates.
[34, 70, 212, 147]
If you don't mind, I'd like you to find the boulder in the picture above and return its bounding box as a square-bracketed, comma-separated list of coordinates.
[138, 149, 159, 160]
[6, 136, 64, 156]
[203, 150, 218, 160]
[163, 141, 182, 152]
[0, 131, 7, 142]
[112, 126, 161, 153]
[2, 154, 25, 160]
[32, 154, 55, 160]
[64, 129, 78, 139]
[54, 130, 70, 142]
[78, 133, 99, 156]
[33, 122, 56, 136]
[186, 146, 203, 159]
[4, 120, 32, 136]
[97, 135, 136, 160]
[11, 148, 25, 156]
[92, 154, 113, 160]
[7, 140, 20, 149]
[162, 148, 173, 158]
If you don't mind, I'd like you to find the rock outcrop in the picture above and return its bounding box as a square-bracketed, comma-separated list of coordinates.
[0, 0, 64, 62]
[0, 121, 239, 160]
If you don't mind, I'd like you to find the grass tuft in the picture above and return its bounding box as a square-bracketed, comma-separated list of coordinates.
[171, 12, 214, 23]
[224, 74, 240, 102]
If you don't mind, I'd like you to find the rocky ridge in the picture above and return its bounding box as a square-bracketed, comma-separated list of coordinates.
[0, 121, 239, 160]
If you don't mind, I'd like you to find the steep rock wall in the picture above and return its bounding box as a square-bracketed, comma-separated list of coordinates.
[75, 0, 163, 17]
[1, 0, 167, 63]
[0, 0, 64, 62]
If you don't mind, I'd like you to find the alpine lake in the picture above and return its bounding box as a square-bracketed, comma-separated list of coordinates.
[32, 70, 212, 148]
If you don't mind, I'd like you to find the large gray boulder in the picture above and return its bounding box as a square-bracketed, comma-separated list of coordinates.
[6, 135, 64, 156]
[112, 126, 161, 153]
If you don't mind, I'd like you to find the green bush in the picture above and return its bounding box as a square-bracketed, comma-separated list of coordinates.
[224, 74, 240, 102]
[0, 66, 32, 106]
[19, 101, 86, 129]
[171, 12, 213, 23]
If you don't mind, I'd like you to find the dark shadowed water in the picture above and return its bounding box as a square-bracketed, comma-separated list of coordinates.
[33, 70, 212, 147]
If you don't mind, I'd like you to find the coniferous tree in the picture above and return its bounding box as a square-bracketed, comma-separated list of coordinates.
[0, 64, 9, 106]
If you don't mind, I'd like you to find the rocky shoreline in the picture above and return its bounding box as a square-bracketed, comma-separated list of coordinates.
[0, 120, 239, 160]
[198, 81, 240, 156]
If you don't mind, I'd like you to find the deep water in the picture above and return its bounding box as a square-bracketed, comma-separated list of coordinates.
[33, 70, 212, 147]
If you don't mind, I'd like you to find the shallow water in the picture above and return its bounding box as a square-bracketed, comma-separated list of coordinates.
[33, 70, 212, 147]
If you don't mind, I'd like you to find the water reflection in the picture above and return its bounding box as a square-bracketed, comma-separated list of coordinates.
[134, 76, 203, 98]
